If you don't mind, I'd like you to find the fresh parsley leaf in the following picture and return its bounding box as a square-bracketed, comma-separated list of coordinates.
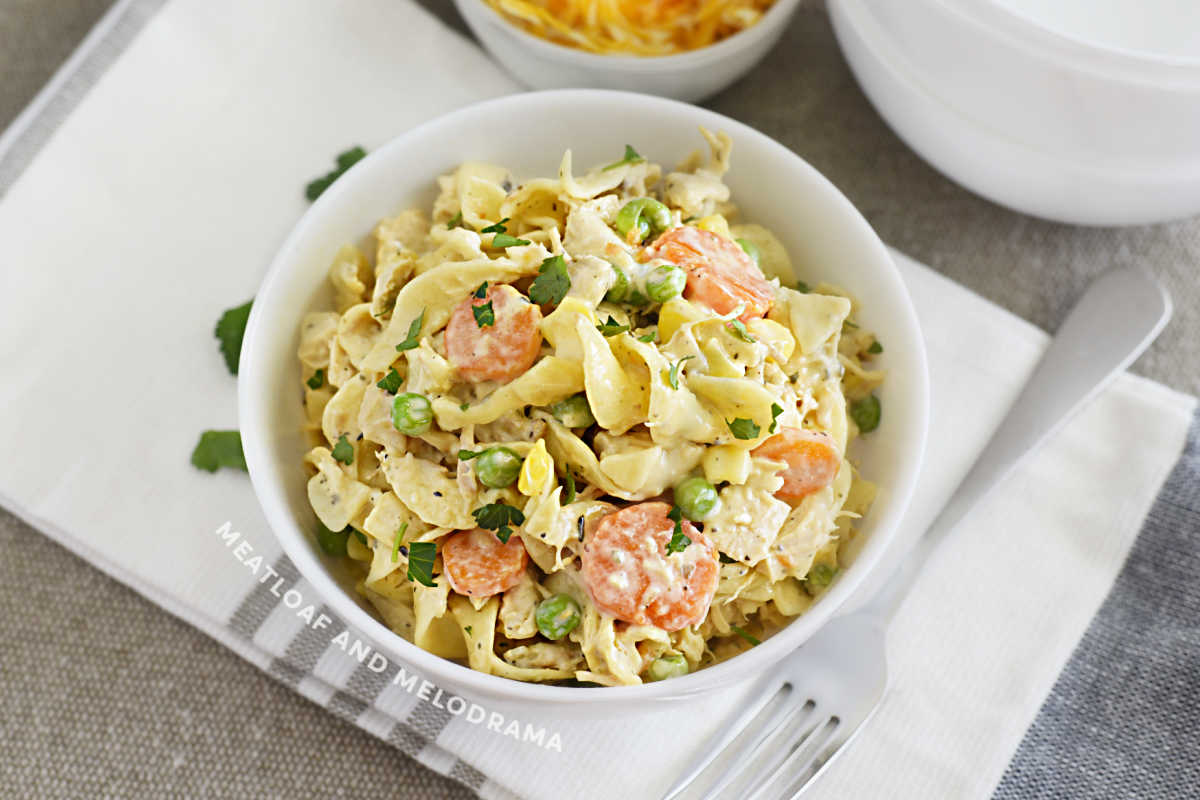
[769, 402, 784, 434]
[473, 300, 495, 328]
[563, 470, 576, 504]
[306, 369, 325, 390]
[795, 280, 811, 293]
[528, 254, 571, 307]
[190, 430, 247, 473]
[667, 356, 695, 390]
[214, 300, 253, 375]
[491, 232, 531, 248]
[808, 563, 836, 588]
[867, 339, 884, 354]
[480, 218, 510, 234]
[602, 144, 645, 171]
[316, 524, 350, 557]
[472, 502, 525, 544]
[850, 394, 882, 434]
[727, 319, 756, 343]
[376, 368, 402, 393]
[446, 211, 463, 230]
[636, 332, 657, 343]
[331, 434, 354, 465]
[458, 449, 484, 461]
[596, 315, 630, 337]
[352, 529, 368, 546]
[474, 281, 489, 299]
[391, 522, 408, 563]
[464, 625, 473, 635]
[394, 310, 424, 352]
[459, 402, 470, 411]
[843, 319, 859, 329]
[727, 417, 761, 440]
[665, 506, 691, 555]
[406, 541, 438, 587]
[304, 146, 366, 201]
[730, 625, 761, 646]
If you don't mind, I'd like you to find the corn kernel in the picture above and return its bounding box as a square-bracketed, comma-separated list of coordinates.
[518, 439, 554, 496]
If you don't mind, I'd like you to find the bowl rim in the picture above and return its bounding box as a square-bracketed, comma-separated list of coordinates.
[239, 88, 930, 704]
[454, 0, 806, 70]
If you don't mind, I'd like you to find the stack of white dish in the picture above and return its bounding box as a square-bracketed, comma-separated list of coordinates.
[829, 0, 1200, 226]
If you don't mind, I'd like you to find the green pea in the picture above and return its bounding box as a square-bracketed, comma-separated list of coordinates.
[535, 594, 582, 640]
[615, 198, 671, 243]
[474, 447, 522, 488]
[645, 265, 686, 303]
[674, 476, 719, 521]
[849, 393, 881, 434]
[315, 523, 349, 557]
[735, 238, 761, 265]
[808, 563, 836, 587]
[647, 654, 689, 682]
[605, 264, 630, 303]
[549, 394, 595, 429]
[392, 392, 433, 435]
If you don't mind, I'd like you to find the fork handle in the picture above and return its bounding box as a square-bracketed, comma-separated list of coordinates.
[859, 266, 1170, 622]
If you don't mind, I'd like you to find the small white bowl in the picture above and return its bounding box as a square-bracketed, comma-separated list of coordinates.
[239, 90, 929, 715]
[452, 0, 805, 102]
[829, 0, 1200, 226]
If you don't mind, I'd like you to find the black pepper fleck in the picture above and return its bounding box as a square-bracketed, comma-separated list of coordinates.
[433, 491, 443, 497]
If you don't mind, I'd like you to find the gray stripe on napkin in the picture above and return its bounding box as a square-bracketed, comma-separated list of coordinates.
[0, 0, 166, 201]
[995, 411, 1200, 799]
[449, 761, 488, 791]
[228, 553, 300, 639]
[267, 603, 340, 685]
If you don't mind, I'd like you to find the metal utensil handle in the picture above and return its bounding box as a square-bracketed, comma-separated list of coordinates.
[863, 266, 1171, 621]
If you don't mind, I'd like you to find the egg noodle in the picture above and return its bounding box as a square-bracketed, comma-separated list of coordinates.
[297, 130, 884, 685]
[483, 0, 777, 56]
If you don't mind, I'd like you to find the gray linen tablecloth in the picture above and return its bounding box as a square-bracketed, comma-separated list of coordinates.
[1, 1, 1196, 797]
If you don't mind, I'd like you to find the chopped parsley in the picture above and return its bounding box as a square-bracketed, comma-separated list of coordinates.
[843, 319, 859, 330]
[850, 394, 882, 433]
[727, 319, 756, 343]
[667, 356, 695, 390]
[807, 563, 837, 588]
[306, 369, 325, 390]
[563, 470, 576, 504]
[474, 281, 489, 299]
[457, 449, 484, 460]
[394, 310, 424, 352]
[446, 211, 463, 230]
[727, 417, 761, 440]
[665, 506, 691, 555]
[352, 529, 368, 546]
[406, 541, 437, 587]
[480, 218, 510, 234]
[472, 502, 525, 544]
[391, 522, 408, 563]
[305, 146, 366, 201]
[528, 254, 571, 307]
[795, 280, 811, 293]
[730, 625, 761, 646]
[473, 300, 495, 328]
[491, 232, 531, 248]
[214, 299, 253, 375]
[331, 434, 354, 465]
[376, 368, 402, 393]
[636, 332, 657, 343]
[190, 430, 247, 473]
[596, 315, 630, 337]
[769, 402, 784, 434]
[602, 144, 645, 171]
[867, 339, 884, 355]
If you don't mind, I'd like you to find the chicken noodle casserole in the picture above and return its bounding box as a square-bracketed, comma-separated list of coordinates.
[297, 131, 884, 686]
[483, 0, 778, 56]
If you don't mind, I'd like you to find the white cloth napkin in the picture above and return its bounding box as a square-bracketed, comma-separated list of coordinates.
[0, 1, 1193, 799]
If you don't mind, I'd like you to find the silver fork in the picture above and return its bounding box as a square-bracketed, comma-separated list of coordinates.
[663, 266, 1171, 800]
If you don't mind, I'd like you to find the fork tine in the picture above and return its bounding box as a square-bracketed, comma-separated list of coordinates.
[744, 716, 840, 800]
[660, 679, 793, 800]
[693, 698, 817, 800]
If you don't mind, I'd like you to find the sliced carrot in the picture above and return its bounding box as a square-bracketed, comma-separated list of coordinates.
[442, 529, 529, 598]
[647, 226, 773, 321]
[752, 427, 841, 503]
[445, 283, 542, 383]
[581, 502, 719, 632]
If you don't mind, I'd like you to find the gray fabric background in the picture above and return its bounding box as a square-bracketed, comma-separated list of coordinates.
[0, 1, 1197, 798]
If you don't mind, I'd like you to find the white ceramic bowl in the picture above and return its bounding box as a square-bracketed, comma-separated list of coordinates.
[452, 0, 804, 102]
[239, 90, 929, 715]
[829, 0, 1200, 226]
